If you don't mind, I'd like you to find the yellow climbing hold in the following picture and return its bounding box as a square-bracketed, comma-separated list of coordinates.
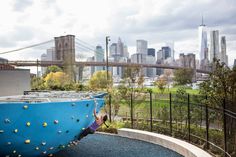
[43, 122, 47, 127]
[14, 129, 18, 133]
[25, 139, 30, 144]
[23, 105, 28, 109]
[26, 122, 30, 127]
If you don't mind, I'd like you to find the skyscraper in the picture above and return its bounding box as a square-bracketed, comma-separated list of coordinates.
[117, 37, 124, 57]
[136, 40, 147, 54]
[147, 48, 155, 57]
[210, 30, 220, 62]
[109, 43, 117, 57]
[220, 36, 227, 65]
[162, 46, 171, 59]
[198, 17, 208, 68]
[95, 45, 104, 72]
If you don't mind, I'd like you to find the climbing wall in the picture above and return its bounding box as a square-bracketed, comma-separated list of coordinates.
[0, 98, 105, 157]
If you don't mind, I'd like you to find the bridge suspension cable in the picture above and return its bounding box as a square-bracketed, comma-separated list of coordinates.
[0, 39, 54, 55]
[75, 41, 104, 58]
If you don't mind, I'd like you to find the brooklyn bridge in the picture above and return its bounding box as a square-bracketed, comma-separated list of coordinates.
[0, 35, 210, 81]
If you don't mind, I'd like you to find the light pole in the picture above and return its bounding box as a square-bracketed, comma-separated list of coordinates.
[106, 36, 110, 80]
[105, 36, 111, 123]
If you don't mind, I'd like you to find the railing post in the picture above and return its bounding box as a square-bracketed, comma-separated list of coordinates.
[223, 98, 227, 157]
[150, 90, 153, 132]
[131, 92, 134, 129]
[205, 95, 209, 149]
[169, 93, 172, 136]
[187, 94, 191, 142]
[109, 94, 112, 123]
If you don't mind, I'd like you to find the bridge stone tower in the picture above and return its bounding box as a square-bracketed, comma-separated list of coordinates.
[54, 35, 75, 81]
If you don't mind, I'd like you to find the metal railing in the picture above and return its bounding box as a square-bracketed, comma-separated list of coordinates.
[106, 91, 236, 157]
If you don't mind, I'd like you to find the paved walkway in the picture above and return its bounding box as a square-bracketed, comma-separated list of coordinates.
[54, 133, 183, 157]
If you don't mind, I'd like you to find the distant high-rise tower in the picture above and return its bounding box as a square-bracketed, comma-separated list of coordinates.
[147, 48, 155, 57]
[117, 37, 124, 57]
[95, 45, 104, 72]
[136, 40, 147, 54]
[220, 36, 227, 65]
[210, 30, 220, 62]
[109, 43, 117, 57]
[198, 17, 208, 68]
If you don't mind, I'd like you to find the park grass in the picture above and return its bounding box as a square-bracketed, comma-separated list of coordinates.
[150, 87, 200, 95]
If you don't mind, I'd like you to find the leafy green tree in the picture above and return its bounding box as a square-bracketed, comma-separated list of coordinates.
[154, 77, 167, 94]
[43, 65, 62, 78]
[44, 71, 70, 90]
[89, 70, 113, 90]
[173, 68, 194, 86]
[31, 77, 46, 90]
[123, 66, 141, 87]
[200, 60, 236, 154]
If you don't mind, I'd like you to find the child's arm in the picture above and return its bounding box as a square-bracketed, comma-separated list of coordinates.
[93, 104, 99, 120]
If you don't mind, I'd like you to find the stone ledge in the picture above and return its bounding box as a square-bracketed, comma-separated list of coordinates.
[117, 128, 212, 157]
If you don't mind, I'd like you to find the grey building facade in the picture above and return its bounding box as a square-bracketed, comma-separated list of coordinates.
[0, 69, 30, 96]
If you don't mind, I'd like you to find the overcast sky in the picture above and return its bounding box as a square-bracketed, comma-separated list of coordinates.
[0, 0, 236, 67]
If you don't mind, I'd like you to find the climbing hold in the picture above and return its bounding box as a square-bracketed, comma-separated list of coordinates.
[54, 120, 59, 124]
[43, 122, 47, 127]
[82, 128, 85, 130]
[35, 147, 39, 150]
[76, 119, 80, 122]
[57, 130, 62, 134]
[26, 122, 31, 127]
[25, 139, 30, 144]
[18, 155, 21, 157]
[42, 142, 46, 146]
[42, 151, 47, 154]
[49, 147, 54, 150]
[48, 154, 53, 157]
[86, 103, 89, 107]
[7, 142, 11, 145]
[13, 150, 16, 154]
[4, 118, 11, 124]
[71, 103, 76, 106]
[86, 115, 89, 118]
[14, 129, 18, 133]
[0, 130, 4, 133]
[23, 105, 28, 109]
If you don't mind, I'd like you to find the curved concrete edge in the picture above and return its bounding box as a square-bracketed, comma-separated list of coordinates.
[117, 128, 212, 157]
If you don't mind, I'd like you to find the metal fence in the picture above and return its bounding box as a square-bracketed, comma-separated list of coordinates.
[106, 91, 236, 157]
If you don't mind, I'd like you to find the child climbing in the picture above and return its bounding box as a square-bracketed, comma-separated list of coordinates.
[77, 104, 108, 141]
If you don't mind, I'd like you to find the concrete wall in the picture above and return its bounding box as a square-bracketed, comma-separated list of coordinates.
[0, 69, 30, 96]
[118, 128, 212, 157]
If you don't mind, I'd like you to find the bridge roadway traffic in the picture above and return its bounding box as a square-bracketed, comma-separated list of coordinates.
[6, 60, 210, 74]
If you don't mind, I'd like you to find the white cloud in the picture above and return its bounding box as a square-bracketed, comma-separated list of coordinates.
[0, 0, 235, 68]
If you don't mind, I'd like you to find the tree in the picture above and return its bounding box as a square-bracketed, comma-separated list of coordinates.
[154, 77, 167, 94]
[173, 68, 194, 86]
[43, 65, 62, 78]
[31, 77, 46, 90]
[164, 69, 172, 91]
[123, 66, 141, 87]
[44, 71, 70, 90]
[89, 71, 113, 90]
[200, 60, 236, 154]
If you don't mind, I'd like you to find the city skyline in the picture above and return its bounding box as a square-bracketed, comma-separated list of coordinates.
[0, 0, 236, 66]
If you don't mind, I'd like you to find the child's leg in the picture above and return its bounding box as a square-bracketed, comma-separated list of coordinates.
[78, 128, 94, 141]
